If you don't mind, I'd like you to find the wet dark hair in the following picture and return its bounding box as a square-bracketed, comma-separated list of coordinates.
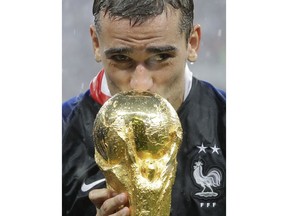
[92, 0, 194, 41]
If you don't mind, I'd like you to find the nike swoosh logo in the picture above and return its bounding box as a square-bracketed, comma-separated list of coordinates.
[81, 178, 106, 192]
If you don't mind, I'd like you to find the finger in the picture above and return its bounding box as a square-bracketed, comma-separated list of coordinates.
[89, 188, 118, 209]
[111, 206, 130, 216]
[99, 193, 129, 216]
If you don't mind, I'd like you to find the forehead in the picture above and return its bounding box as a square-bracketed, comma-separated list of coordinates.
[97, 8, 183, 44]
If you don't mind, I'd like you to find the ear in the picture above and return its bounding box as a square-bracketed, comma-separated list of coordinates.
[90, 25, 102, 62]
[187, 24, 201, 62]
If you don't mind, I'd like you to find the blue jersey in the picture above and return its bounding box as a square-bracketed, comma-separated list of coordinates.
[62, 77, 226, 216]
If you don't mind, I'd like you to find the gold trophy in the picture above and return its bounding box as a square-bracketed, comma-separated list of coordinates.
[93, 91, 183, 216]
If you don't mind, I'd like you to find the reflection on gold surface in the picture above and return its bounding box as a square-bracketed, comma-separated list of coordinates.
[93, 91, 183, 216]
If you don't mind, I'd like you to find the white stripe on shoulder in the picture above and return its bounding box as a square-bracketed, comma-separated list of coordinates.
[101, 73, 112, 97]
[184, 63, 193, 100]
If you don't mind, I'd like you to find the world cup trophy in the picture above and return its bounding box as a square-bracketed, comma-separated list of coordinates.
[92, 91, 183, 216]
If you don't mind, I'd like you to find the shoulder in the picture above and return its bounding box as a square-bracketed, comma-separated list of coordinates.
[200, 80, 226, 104]
[180, 77, 226, 113]
[62, 93, 85, 124]
[62, 89, 102, 166]
[194, 78, 226, 111]
[62, 90, 101, 134]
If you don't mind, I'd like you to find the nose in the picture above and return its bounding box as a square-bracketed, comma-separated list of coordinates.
[130, 64, 153, 91]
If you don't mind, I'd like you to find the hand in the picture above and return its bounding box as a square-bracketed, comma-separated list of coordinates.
[89, 188, 130, 216]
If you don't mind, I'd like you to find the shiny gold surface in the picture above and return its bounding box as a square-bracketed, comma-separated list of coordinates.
[93, 91, 183, 216]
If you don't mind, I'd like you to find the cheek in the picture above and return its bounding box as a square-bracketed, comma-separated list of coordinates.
[153, 66, 185, 105]
[154, 64, 185, 87]
[110, 71, 131, 83]
[105, 69, 132, 94]
[102, 60, 129, 82]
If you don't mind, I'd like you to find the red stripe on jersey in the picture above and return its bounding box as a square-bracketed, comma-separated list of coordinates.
[89, 69, 111, 105]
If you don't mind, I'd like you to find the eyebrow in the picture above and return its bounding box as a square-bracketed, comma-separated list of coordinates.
[146, 45, 178, 54]
[104, 45, 177, 57]
[104, 47, 133, 57]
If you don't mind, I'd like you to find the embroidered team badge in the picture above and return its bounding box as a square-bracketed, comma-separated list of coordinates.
[192, 160, 222, 198]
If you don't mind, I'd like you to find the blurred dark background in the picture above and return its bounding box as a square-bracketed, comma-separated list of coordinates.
[62, 0, 226, 101]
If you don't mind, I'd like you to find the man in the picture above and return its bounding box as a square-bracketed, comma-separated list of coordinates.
[62, 0, 226, 215]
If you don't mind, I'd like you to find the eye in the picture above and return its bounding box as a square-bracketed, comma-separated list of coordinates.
[151, 53, 173, 62]
[110, 55, 131, 63]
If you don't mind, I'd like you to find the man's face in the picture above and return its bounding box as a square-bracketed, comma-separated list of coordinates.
[90, 8, 200, 110]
